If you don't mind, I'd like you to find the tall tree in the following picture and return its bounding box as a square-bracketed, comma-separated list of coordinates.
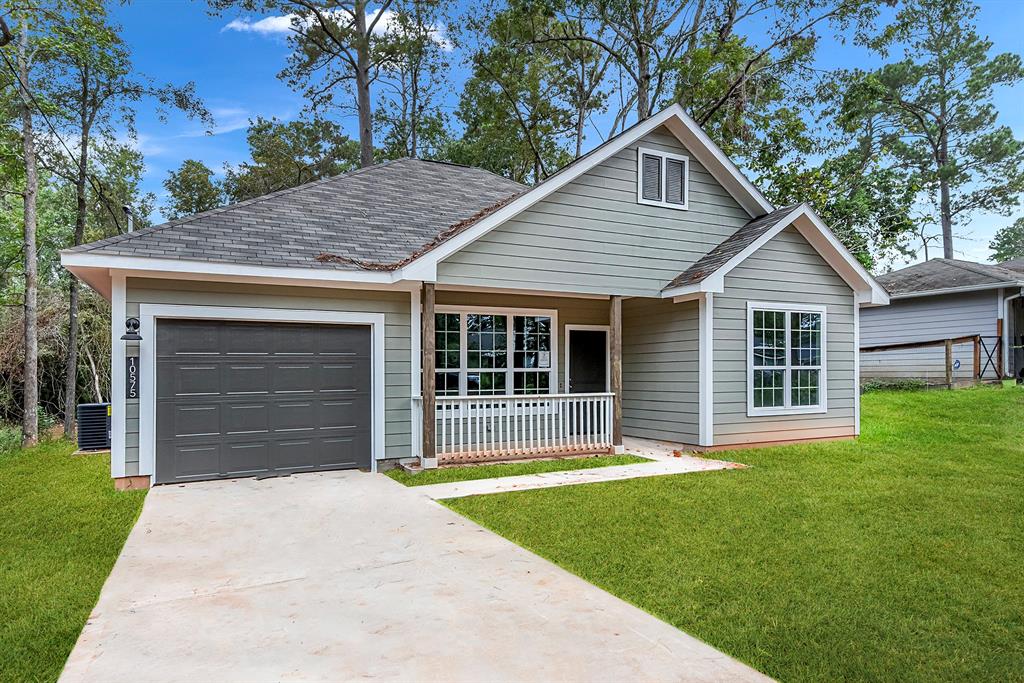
[162, 159, 222, 219]
[48, 9, 209, 436]
[222, 116, 359, 201]
[212, 0, 397, 167]
[990, 217, 1024, 263]
[840, 0, 1024, 259]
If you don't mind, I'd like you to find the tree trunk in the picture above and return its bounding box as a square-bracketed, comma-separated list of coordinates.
[354, 1, 374, 167]
[64, 66, 91, 438]
[939, 139, 953, 259]
[18, 19, 39, 447]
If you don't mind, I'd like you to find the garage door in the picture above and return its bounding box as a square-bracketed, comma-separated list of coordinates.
[155, 319, 372, 484]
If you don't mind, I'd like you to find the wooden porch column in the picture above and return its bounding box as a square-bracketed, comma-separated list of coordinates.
[610, 295, 624, 453]
[421, 283, 436, 465]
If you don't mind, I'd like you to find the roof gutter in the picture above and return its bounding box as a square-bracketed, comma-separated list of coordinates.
[885, 281, 1024, 300]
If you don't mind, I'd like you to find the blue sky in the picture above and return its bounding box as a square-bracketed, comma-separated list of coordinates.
[112, 1, 1024, 267]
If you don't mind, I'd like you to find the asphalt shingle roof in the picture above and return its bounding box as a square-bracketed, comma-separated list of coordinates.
[875, 258, 1024, 296]
[663, 204, 801, 290]
[68, 158, 526, 271]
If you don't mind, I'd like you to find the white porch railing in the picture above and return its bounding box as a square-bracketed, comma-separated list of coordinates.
[432, 392, 614, 464]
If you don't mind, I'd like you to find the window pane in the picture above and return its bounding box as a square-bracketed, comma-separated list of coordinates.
[435, 372, 459, 396]
[514, 316, 552, 369]
[666, 158, 685, 205]
[514, 371, 550, 395]
[642, 153, 662, 201]
[467, 314, 507, 369]
[792, 369, 820, 407]
[790, 312, 822, 366]
[753, 369, 785, 408]
[753, 309, 786, 366]
[435, 313, 460, 369]
[467, 371, 506, 396]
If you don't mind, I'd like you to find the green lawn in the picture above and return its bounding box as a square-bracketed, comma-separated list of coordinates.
[447, 387, 1024, 682]
[386, 454, 650, 486]
[0, 441, 146, 683]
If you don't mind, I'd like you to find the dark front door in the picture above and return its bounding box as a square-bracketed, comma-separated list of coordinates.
[568, 329, 608, 393]
[155, 319, 372, 484]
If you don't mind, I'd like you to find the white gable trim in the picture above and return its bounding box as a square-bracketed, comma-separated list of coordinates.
[661, 204, 890, 306]
[401, 104, 774, 281]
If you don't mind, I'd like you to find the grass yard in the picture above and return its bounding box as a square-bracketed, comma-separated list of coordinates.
[0, 441, 146, 683]
[386, 454, 650, 486]
[447, 387, 1024, 682]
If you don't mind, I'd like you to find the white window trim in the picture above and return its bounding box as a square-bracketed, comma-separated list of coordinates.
[746, 301, 828, 417]
[435, 305, 558, 397]
[636, 146, 690, 210]
[137, 304, 388, 484]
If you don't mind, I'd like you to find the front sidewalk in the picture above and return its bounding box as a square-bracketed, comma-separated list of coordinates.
[61, 470, 767, 683]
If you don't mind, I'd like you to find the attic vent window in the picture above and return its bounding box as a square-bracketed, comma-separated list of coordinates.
[637, 146, 689, 210]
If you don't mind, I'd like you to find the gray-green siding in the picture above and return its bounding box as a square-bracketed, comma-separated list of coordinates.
[436, 126, 753, 297]
[123, 279, 412, 475]
[622, 297, 699, 443]
[713, 226, 857, 446]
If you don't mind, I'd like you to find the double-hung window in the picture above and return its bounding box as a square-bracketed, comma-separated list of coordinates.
[637, 146, 689, 210]
[435, 309, 555, 397]
[747, 303, 826, 415]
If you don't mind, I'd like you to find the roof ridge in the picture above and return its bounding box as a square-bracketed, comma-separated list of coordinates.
[76, 158, 408, 253]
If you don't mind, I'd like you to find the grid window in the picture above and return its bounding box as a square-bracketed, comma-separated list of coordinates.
[435, 371, 460, 397]
[749, 306, 824, 414]
[467, 314, 507, 370]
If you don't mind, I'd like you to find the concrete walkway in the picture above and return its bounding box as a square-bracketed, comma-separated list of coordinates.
[61, 471, 768, 683]
[416, 439, 743, 500]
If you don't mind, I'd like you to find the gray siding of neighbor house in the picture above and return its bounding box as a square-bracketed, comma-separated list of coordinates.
[622, 297, 700, 444]
[713, 226, 857, 446]
[859, 290, 1001, 381]
[434, 290, 609, 394]
[436, 126, 754, 298]
[123, 279, 412, 476]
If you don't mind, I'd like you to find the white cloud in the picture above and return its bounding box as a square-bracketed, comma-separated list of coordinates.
[222, 8, 451, 49]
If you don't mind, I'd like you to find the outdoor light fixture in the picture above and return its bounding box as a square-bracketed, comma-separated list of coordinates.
[121, 317, 142, 341]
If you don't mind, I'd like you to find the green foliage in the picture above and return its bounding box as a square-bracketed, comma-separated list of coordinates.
[162, 159, 223, 220]
[836, 0, 1024, 258]
[223, 116, 360, 202]
[0, 440, 145, 682]
[0, 424, 20, 455]
[989, 217, 1024, 262]
[448, 387, 1024, 681]
[860, 377, 927, 392]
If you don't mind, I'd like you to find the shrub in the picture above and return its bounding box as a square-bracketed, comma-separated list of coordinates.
[861, 378, 928, 393]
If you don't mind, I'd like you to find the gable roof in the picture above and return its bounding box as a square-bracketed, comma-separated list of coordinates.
[661, 203, 890, 306]
[66, 158, 525, 272]
[876, 258, 1024, 298]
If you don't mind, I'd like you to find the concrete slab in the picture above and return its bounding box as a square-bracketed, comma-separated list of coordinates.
[61, 471, 768, 683]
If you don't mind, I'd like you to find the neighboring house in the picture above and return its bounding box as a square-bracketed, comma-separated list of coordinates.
[861, 259, 1024, 384]
[61, 104, 888, 489]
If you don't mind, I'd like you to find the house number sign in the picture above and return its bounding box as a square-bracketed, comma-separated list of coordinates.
[125, 357, 139, 399]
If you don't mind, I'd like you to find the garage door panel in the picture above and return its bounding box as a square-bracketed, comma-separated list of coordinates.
[155, 320, 373, 484]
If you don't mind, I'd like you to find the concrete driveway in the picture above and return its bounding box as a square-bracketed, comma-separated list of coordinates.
[61, 471, 768, 683]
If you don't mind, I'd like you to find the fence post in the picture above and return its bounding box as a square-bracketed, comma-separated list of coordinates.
[973, 336, 981, 380]
[945, 339, 953, 388]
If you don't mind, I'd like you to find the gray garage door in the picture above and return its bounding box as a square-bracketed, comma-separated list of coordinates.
[155, 319, 372, 484]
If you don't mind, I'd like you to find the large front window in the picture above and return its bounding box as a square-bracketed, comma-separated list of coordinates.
[435, 309, 554, 396]
[748, 303, 826, 415]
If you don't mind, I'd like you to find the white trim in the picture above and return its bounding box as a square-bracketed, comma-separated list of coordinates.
[698, 292, 714, 446]
[853, 295, 860, 436]
[564, 324, 611, 393]
[137, 304, 388, 485]
[888, 281, 1024, 301]
[746, 301, 828, 417]
[110, 274, 126, 478]
[437, 284, 610, 300]
[410, 287, 422, 461]
[435, 305, 559, 396]
[661, 204, 890, 307]
[401, 104, 773, 278]
[636, 146, 690, 210]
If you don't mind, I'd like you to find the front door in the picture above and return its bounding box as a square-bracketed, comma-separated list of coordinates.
[568, 328, 608, 393]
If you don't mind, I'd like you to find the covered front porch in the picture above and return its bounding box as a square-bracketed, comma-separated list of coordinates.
[413, 285, 625, 467]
